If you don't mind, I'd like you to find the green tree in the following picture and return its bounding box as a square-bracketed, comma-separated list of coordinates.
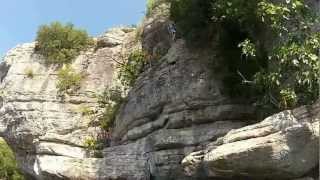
[35, 21, 93, 64]
[0, 139, 24, 180]
[170, 0, 320, 112]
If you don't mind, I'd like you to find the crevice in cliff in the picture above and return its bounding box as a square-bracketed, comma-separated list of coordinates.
[0, 62, 10, 83]
[38, 139, 85, 149]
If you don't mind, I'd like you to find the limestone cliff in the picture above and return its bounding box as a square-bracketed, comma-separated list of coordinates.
[0, 27, 138, 179]
[0, 1, 319, 180]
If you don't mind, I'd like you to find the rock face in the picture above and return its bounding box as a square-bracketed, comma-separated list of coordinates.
[0, 28, 140, 179]
[0, 1, 319, 180]
[182, 102, 319, 179]
[111, 38, 256, 180]
[0, 27, 256, 180]
[141, 2, 172, 59]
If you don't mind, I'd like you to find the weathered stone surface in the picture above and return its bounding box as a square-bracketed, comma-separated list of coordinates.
[97, 27, 136, 48]
[0, 34, 254, 180]
[141, 2, 172, 59]
[113, 40, 255, 142]
[110, 37, 256, 179]
[182, 102, 320, 179]
[0, 28, 139, 179]
[0, 0, 319, 179]
[34, 143, 150, 180]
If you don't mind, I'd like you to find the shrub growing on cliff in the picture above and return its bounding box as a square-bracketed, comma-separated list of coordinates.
[83, 137, 98, 150]
[78, 105, 95, 117]
[83, 137, 103, 158]
[97, 86, 124, 130]
[118, 50, 147, 88]
[0, 139, 24, 180]
[35, 22, 93, 64]
[170, 0, 320, 112]
[146, 0, 169, 16]
[146, 0, 157, 16]
[56, 65, 83, 94]
[24, 68, 34, 79]
[216, 0, 320, 110]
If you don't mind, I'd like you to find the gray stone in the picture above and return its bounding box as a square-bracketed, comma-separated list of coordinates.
[0, 34, 254, 180]
[0, 28, 138, 179]
[182, 102, 320, 179]
[0, 0, 319, 179]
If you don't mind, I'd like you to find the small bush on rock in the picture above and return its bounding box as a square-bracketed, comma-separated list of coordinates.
[83, 137, 104, 158]
[118, 50, 147, 88]
[24, 68, 34, 79]
[146, 0, 171, 16]
[0, 139, 24, 180]
[56, 65, 83, 94]
[97, 86, 124, 130]
[78, 105, 95, 116]
[146, 0, 162, 16]
[83, 137, 98, 150]
[35, 22, 93, 64]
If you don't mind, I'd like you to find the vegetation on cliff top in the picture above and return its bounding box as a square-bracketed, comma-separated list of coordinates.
[31, 0, 319, 133]
[171, 0, 320, 114]
[35, 22, 90, 94]
[0, 139, 24, 180]
[35, 22, 93, 65]
[146, 0, 168, 16]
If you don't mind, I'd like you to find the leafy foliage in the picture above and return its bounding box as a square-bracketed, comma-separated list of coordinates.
[83, 137, 104, 158]
[170, 0, 214, 45]
[97, 86, 124, 130]
[170, 0, 320, 111]
[118, 50, 147, 88]
[220, 0, 320, 110]
[253, 32, 320, 109]
[146, 0, 168, 16]
[78, 105, 95, 117]
[146, 0, 157, 16]
[238, 39, 256, 58]
[24, 68, 34, 79]
[35, 22, 93, 64]
[56, 65, 83, 94]
[83, 137, 98, 151]
[0, 139, 24, 180]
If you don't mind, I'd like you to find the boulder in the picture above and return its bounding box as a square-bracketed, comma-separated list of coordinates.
[182, 102, 320, 179]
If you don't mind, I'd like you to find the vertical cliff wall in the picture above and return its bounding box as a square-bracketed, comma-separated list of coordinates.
[0, 1, 318, 180]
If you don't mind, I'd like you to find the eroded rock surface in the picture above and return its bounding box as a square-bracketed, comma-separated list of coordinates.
[0, 28, 141, 179]
[0, 32, 255, 180]
[111, 39, 255, 180]
[182, 102, 319, 180]
[0, 1, 319, 179]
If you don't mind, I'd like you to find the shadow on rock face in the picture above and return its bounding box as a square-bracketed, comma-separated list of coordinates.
[0, 62, 10, 83]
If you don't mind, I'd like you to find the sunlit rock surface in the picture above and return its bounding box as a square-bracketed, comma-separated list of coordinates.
[0, 0, 319, 179]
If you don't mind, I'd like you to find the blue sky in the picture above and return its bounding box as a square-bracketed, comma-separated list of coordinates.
[0, 0, 146, 58]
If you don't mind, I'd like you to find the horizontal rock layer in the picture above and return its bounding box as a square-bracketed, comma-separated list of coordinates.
[182, 102, 320, 180]
[0, 1, 319, 179]
[0, 28, 138, 179]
